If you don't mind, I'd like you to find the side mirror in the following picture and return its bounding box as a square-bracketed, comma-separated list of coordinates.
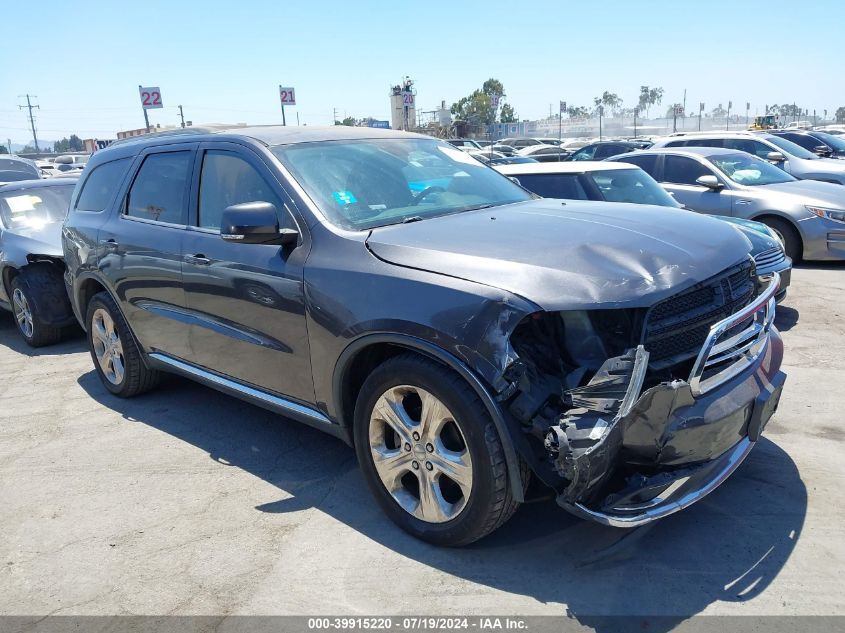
[766, 151, 786, 163]
[696, 175, 724, 191]
[814, 145, 833, 157]
[508, 176, 521, 185]
[220, 202, 298, 246]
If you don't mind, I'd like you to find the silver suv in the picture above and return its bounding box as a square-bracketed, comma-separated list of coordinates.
[612, 147, 845, 262]
[650, 132, 845, 185]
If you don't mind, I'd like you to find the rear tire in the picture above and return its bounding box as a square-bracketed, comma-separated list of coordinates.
[761, 217, 802, 263]
[354, 353, 520, 546]
[9, 267, 65, 347]
[85, 291, 160, 397]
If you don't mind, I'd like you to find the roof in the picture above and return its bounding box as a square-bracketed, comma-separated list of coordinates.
[632, 146, 751, 158]
[111, 125, 428, 150]
[494, 160, 637, 175]
[0, 178, 78, 193]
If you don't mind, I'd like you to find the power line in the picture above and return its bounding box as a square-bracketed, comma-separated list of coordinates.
[18, 94, 40, 152]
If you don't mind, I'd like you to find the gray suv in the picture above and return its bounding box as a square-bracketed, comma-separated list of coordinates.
[62, 126, 785, 545]
[613, 147, 845, 262]
[651, 132, 845, 185]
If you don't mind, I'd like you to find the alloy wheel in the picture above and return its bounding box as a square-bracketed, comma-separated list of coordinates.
[369, 385, 473, 523]
[91, 308, 125, 385]
[12, 288, 34, 338]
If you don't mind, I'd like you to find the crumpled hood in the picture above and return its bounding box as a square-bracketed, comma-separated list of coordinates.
[0, 222, 64, 261]
[758, 180, 845, 208]
[366, 199, 750, 310]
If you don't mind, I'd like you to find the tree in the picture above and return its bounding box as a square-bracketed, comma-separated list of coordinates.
[638, 86, 664, 118]
[499, 103, 517, 123]
[711, 104, 727, 118]
[20, 145, 39, 154]
[452, 78, 509, 126]
[54, 134, 84, 152]
[836, 106, 845, 123]
[598, 91, 623, 116]
[0, 145, 7, 154]
[566, 105, 590, 118]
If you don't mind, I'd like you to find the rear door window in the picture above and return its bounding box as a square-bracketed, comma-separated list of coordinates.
[615, 153, 658, 176]
[515, 174, 589, 200]
[125, 151, 192, 225]
[722, 139, 772, 159]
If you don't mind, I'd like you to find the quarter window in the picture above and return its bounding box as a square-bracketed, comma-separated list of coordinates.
[663, 156, 713, 185]
[75, 158, 130, 212]
[126, 152, 192, 224]
[198, 150, 290, 230]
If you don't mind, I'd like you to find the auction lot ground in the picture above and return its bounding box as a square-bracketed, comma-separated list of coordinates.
[1, 265, 843, 625]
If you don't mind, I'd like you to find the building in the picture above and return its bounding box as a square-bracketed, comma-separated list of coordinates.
[389, 78, 416, 132]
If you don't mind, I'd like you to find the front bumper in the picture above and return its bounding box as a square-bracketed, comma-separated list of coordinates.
[798, 215, 845, 261]
[552, 274, 786, 527]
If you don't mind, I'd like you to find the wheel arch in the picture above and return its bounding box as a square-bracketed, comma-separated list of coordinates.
[749, 212, 804, 253]
[73, 273, 114, 331]
[334, 333, 526, 502]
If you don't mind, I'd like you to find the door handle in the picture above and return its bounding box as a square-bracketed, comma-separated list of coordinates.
[184, 254, 211, 265]
[99, 238, 119, 250]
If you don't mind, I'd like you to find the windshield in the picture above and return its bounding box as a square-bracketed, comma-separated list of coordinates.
[588, 169, 680, 207]
[272, 138, 532, 230]
[765, 135, 818, 160]
[709, 153, 796, 186]
[0, 185, 73, 229]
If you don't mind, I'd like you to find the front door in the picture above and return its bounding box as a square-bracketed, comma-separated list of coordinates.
[180, 142, 314, 404]
[659, 155, 733, 217]
[98, 145, 197, 359]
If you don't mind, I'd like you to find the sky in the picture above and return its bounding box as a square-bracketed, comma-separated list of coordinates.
[2, 0, 843, 146]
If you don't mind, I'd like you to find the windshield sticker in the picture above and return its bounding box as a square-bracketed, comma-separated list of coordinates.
[333, 191, 357, 205]
[6, 195, 37, 213]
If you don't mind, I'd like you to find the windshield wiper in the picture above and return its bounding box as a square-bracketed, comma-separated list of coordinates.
[402, 215, 424, 223]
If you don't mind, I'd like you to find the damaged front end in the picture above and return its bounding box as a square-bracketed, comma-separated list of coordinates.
[503, 262, 786, 527]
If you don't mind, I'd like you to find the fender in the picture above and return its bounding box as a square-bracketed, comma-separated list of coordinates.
[71, 270, 157, 371]
[334, 332, 526, 502]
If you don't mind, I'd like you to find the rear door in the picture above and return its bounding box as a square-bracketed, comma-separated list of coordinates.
[658, 155, 732, 216]
[98, 144, 197, 359]
[180, 141, 314, 403]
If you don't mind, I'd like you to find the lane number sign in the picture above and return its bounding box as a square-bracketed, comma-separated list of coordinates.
[139, 86, 163, 110]
[279, 86, 296, 106]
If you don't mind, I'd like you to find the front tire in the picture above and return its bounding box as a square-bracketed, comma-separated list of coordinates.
[10, 269, 64, 347]
[761, 217, 802, 263]
[85, 291, 160, 397]
[354, 353, 519, 546]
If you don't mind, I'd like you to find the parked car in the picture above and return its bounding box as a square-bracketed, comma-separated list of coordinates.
[54, 154, 89, 173]
[515, 145, 571, 162]
[63, 126, 785, 545]
[487, 156, 539, 166]
[0, 156, 42, 184]
[0, 179, 78, 346]
[494, 160, 791, 300]
[769, 130, 845, 159]
[490, 144, 517, 156]
[498, 137, 547, 150]
[566, 140, 644, 161]
[783, 121, 813, 130]
[446, 139, 482, 151]
[651, 132, 845, 185]
[612, 147, 845, 262]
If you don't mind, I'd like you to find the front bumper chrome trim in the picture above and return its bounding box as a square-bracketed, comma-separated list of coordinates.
[688, 272, 780, 396]
[562, 437, 755, 528]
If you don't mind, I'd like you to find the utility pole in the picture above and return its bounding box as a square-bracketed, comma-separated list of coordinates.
[18, 94, 40, 152]
[333, 107, 338, 125]
[682, 89, 687, 130]
[178, 105, 185, 128]
[6, 139, 11, 154]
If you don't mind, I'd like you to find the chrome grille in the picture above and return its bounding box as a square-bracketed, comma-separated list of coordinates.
[753, 247, 786, 271]
[688, 273, 779, 395]
[643, 260, 756, 368]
